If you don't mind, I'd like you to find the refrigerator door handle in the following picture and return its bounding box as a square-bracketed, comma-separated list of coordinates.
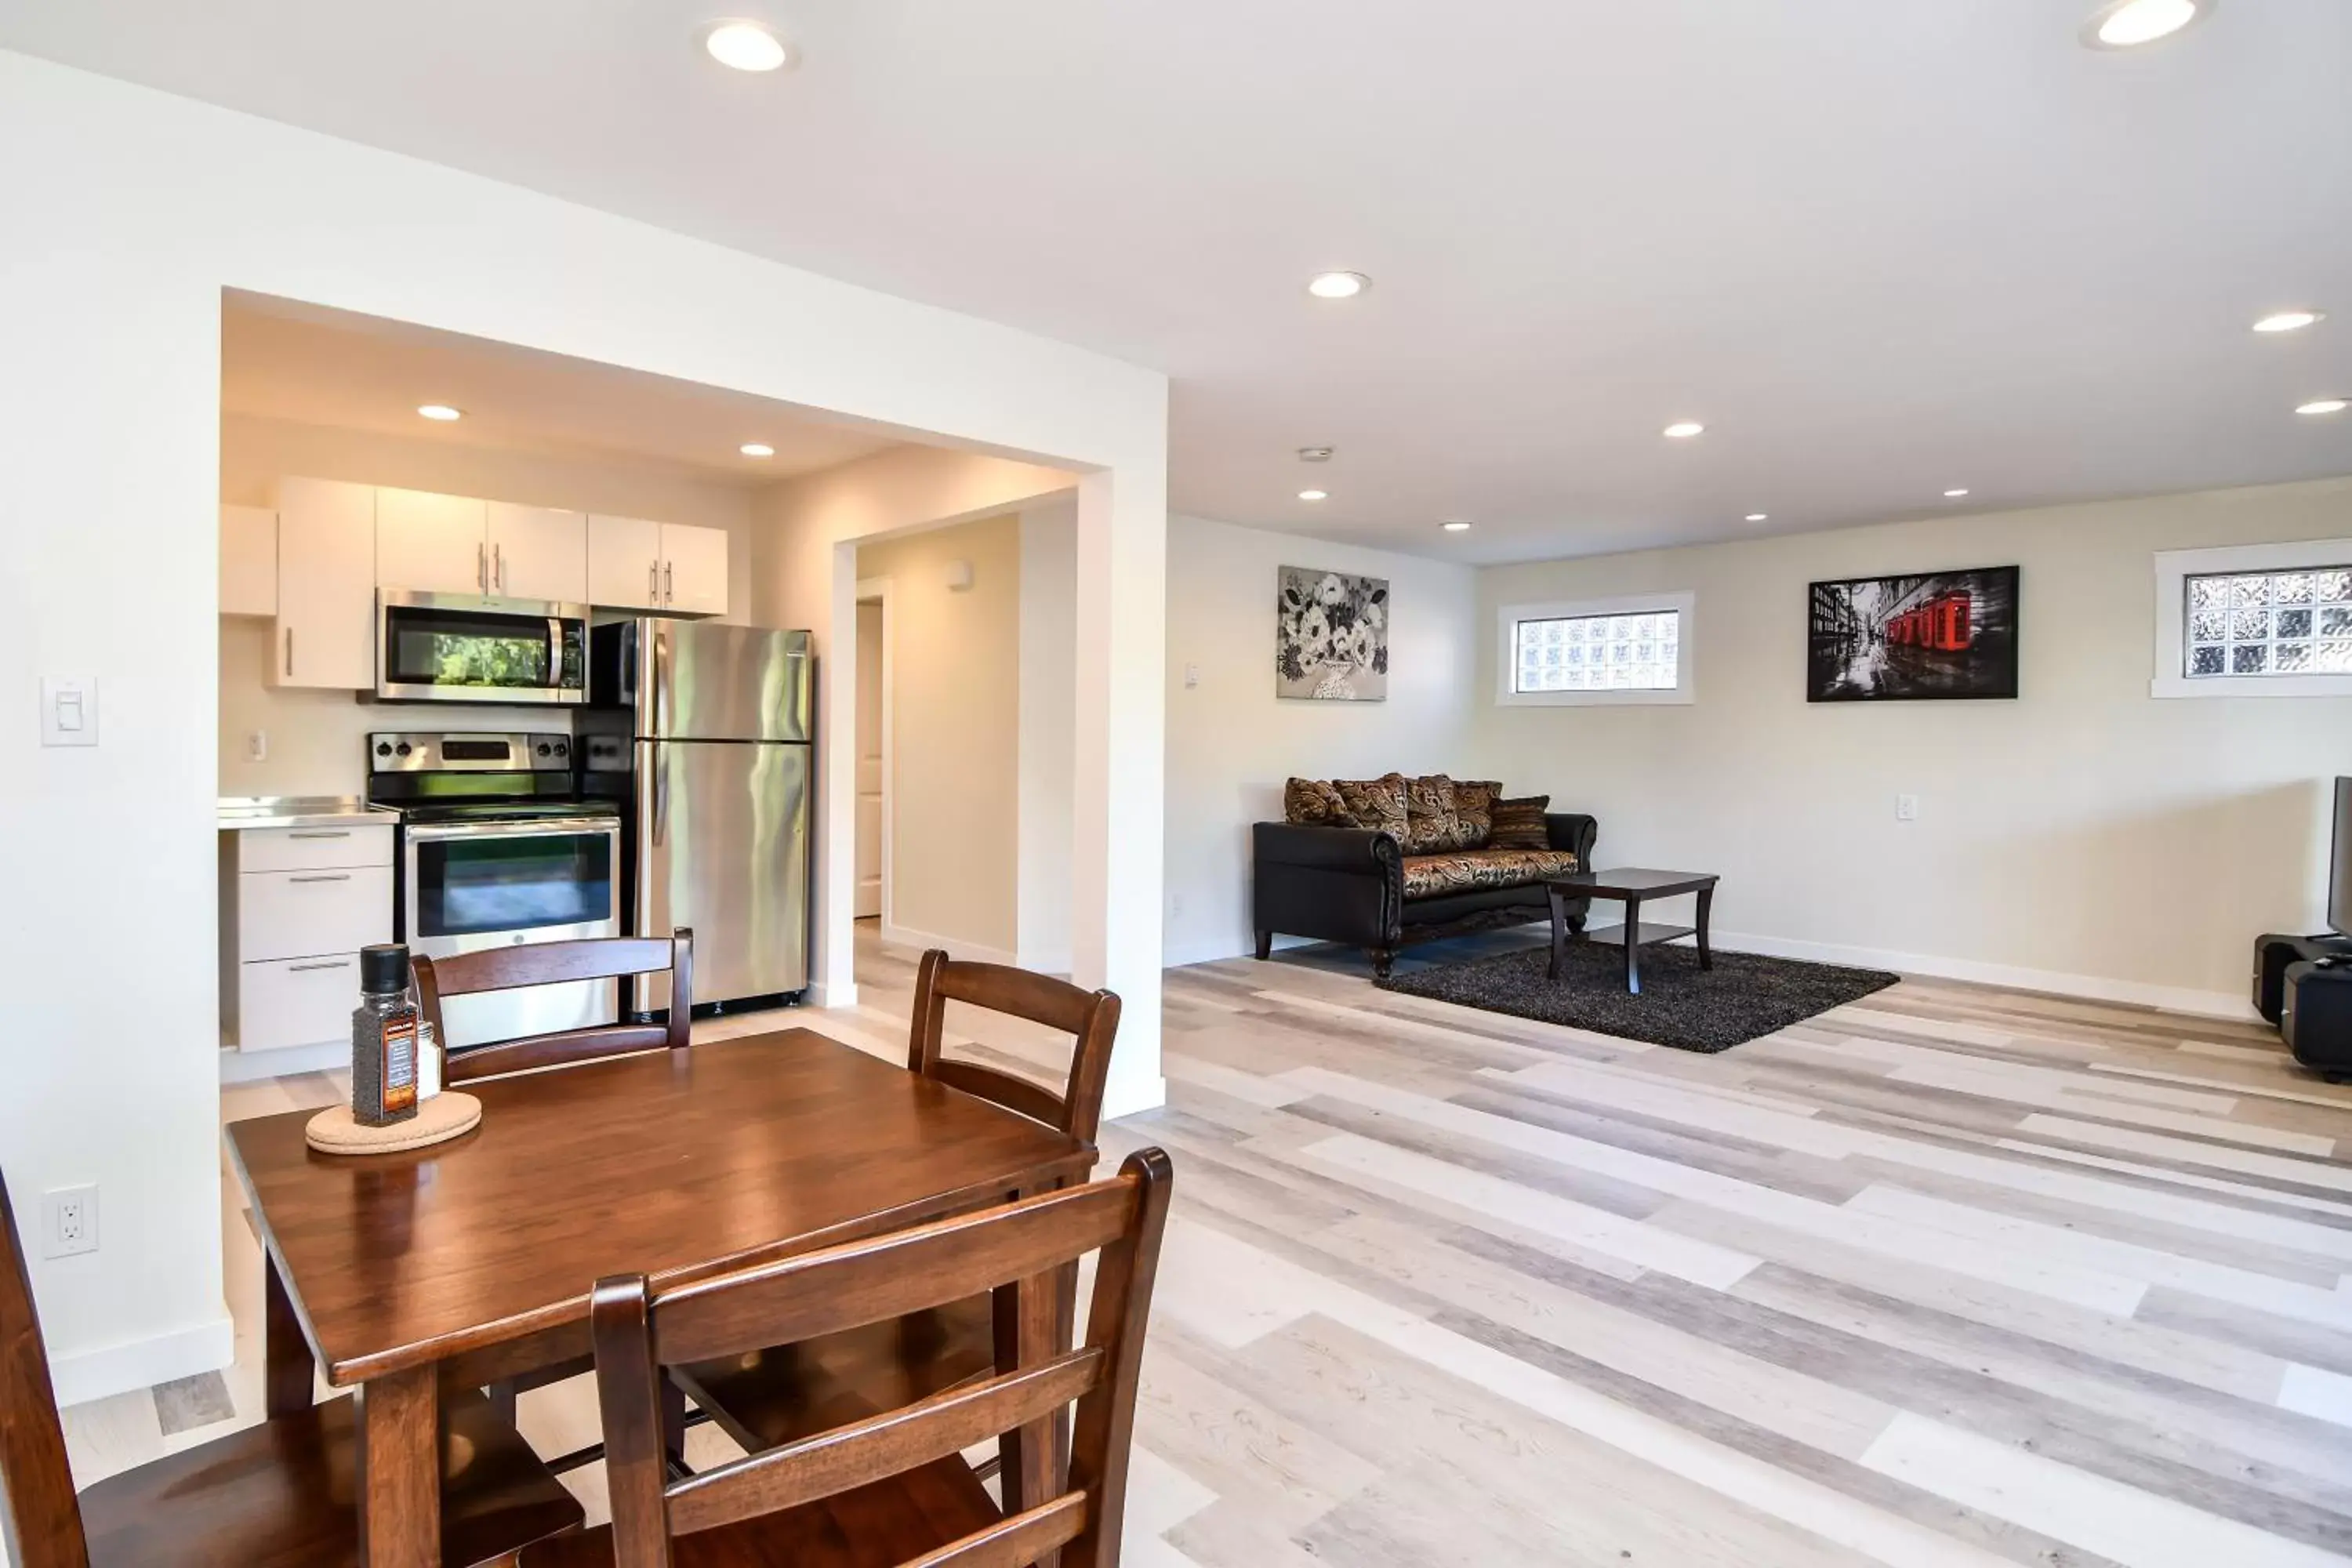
[652, 626, 668, 736]
[651, 742, 668, 848]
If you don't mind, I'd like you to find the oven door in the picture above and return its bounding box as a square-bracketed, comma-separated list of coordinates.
[403, 816, 621, 1050]
[377, 591, 587, 705]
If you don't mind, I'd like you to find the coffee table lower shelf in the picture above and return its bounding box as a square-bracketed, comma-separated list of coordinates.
[1582, 921, 1699, 950]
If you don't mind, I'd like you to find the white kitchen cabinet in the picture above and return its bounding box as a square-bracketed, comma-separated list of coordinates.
[272, 477, 376, 690]
[377, 487, 492, 597]
[238, 955, 368, 1053]
[588, 514, 663, 609]
[659, 521, 731, 615]
[239, 866, 397, 961]
[220, 823, 394, 1054]
[486, 502, 588, 603]
[236, 823, 394, 875]
[586, 514, 728, 615]
[220, 504, 278, 617]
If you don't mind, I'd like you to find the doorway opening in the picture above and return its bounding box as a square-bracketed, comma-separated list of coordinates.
[854, 580, 892, 927]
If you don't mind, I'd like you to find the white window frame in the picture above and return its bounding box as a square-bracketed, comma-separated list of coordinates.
[1494, 590, 1696, 707]
[2151, 539, 2352, 699]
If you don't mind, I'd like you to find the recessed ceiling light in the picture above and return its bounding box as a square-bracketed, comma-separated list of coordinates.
[1298, 489, 1329, 502]
[1306, 272, 1369, 300]
[2253, 310, 2325, 334]
[416, 404, 463, 422]
[1297, 446, 1334, 462]
[1744, 513, 1768, 523]
[1944, 488, 1970, 498]
[2081, 0, 2209, 49]
[739, 442, 775, 457]
[1662, 421, 1704, 439]
[2297, 398, 2349, 416]
[704, 20, 792, 72]
[1441, 520, 1473, 532]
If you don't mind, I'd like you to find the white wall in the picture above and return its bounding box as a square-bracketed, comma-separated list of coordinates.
[1472, 477, 2352, 1015]
[1163, 516, 1481, 966]
[1018, 503, 1079, 974]
[855, 514, 1024, 960]
[219, 413, 765, 797]
[0, 49, 1166, 1405]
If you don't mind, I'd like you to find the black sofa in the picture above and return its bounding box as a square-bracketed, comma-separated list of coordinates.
[1252, 811, 1599, 978]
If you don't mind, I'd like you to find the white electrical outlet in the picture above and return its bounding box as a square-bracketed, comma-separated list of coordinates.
[1896, 793, 1920, 822]
[1184, 662, 1200, 689]
[44, 1185, 97, 1258]
[247, 729, 269, 762]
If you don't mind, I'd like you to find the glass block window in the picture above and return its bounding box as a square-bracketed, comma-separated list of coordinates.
[2183, 568, 2352, 678]
[1513, 610, 1681, 693]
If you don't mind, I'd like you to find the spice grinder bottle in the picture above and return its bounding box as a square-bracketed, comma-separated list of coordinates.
[351, 944, 421, 1127]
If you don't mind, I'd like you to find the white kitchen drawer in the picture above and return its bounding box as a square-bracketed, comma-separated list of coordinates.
[238, 866, 394, 963]
[236, 824, 394, 874]
[238, 953, 363, 1053]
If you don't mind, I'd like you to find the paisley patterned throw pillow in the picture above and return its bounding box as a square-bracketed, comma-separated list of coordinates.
[1487, 794, 1552, 850]
[1450, 780, 1502, 849]
[1283, 778, 1356, 827]
[1402, 775, 1459, 855]
[1332, 773, 1410, 844]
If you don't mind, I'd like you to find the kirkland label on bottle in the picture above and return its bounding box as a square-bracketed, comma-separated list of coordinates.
[382, 1014, 419, 1118]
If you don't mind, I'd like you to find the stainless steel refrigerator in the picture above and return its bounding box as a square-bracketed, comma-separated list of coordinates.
[583, 619, 813, 1013]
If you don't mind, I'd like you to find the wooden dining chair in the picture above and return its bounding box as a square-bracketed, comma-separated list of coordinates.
[673, 950, 1121, 1455]
[0, 1174, 583, 1567]
[521, 1147, 1172, 1568]
[416, 927, 695, 1084]
[417, 929, 697, 1474]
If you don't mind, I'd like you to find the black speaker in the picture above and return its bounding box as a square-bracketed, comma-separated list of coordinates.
[2256, 933, 2352, 1025]
[2283, 960, 2352, 1078]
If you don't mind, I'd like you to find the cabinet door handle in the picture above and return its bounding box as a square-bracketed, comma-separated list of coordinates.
[663, 561, 673, 605]
[494, 543, 505, 592]
[288, 960, 352, 973]
[284, 626, 294, 678]
[287, 830, 350, 840]
[648, 560, 659, 604]
[478, 540, 488, 593]
[287, 873, 352, 884]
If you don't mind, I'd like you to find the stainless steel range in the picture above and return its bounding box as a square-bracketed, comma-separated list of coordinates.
[366, 731, 621, 1051]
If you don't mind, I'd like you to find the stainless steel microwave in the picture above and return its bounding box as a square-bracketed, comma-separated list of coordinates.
[376, 590, 588, 705]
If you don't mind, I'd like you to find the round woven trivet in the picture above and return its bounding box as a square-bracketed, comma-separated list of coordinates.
[305, 1091, 481, 1155]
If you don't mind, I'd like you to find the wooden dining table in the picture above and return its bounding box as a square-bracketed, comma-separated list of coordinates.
[225, 1025, 1098, 1567]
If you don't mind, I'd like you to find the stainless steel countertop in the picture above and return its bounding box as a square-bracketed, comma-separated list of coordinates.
[217, 796, 401, 831]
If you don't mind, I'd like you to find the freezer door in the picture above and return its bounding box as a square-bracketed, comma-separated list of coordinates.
[637, 621, 813, 742]
[636, 739, 810, 1010]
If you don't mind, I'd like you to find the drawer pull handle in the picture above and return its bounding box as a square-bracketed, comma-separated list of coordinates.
[287, 873, 352, 884]
[287, 960, 352, 973]
[287, 830, 352, 840]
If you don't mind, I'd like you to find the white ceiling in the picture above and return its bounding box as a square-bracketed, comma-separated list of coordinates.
[221, 296, 902, 483]
[9, 1, 2352, 562]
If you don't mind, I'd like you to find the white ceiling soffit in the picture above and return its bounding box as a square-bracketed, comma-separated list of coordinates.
[220, 296, 903, 482]
[9, 0, 2352, 561]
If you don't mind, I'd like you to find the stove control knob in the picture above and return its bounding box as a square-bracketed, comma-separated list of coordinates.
[375, 742, 391, 757]
[551, 739, 568, 755]
[395, 742, 412, 757]
[535, 742, 552, 758]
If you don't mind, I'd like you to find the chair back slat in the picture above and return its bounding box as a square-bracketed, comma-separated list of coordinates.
[0, 1177, 90, 1568]
[653, 1178, 1138, 1369]
[927, 1062, 1070, 1133]
[590, 1149, 1174, 1568]
[908, 950, 1120, 1144]
[916, 1494, 1087, 1568]
[666, 1347, 1102, 1537]
[420, 930, 694, 1083]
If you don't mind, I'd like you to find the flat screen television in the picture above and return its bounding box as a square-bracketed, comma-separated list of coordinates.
[2334, 778, 2352, 938]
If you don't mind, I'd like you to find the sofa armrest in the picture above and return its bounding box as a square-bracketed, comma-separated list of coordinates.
[1544, 812, 1598, 865]
[1253, 822, 1399, 873]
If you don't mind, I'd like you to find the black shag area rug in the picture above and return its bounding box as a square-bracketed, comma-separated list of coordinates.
[1377, 941, 1898, 1053]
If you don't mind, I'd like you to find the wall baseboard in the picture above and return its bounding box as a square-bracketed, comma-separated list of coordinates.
[53, 1312, 234, 1409]
[807, 979, 856, 1010]
[1709, 928, 2259, 1022]
[879, 924, 1019, 967]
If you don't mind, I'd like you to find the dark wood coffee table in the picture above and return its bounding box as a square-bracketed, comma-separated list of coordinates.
[1546, 868, 1719, 994]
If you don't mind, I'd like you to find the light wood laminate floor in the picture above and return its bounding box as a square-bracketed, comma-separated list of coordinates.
[66, 925, 2352, 1566]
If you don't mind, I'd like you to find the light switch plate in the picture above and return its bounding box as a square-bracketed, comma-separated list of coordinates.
[1896, 793, 1920, 822]
[40, 676, 97, 747]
